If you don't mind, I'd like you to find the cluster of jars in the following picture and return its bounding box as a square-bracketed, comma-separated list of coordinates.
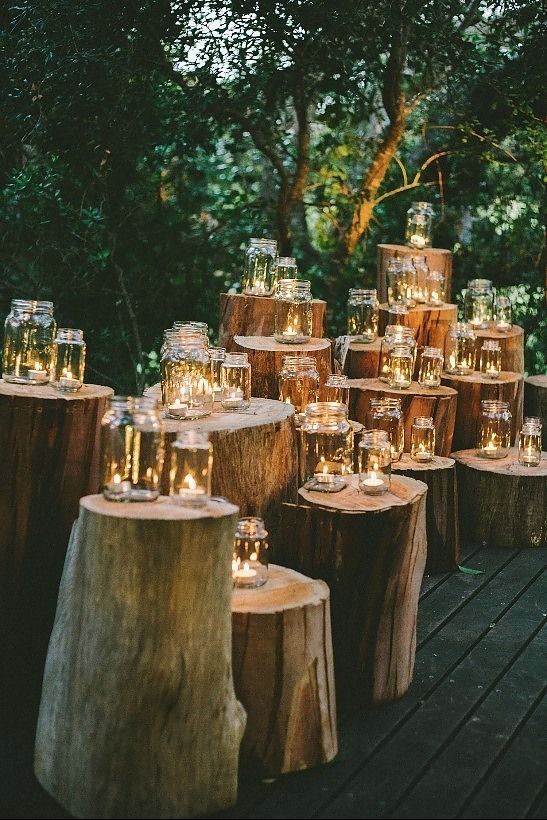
[386, 256, 446, 306]
[444, 322, 504, 379]
[463, 279, 513, 331]
[2, 299, 86, 391]
[240, 238, 299, 296]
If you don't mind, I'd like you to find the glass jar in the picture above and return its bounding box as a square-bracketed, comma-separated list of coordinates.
[518, 424, 542, 467]
[464, 279, 495, 329]
[418, 346, 444, 388]
[2, 299, 56, 385]
[400, 258, 417, 306]
[170, 431, 212, 506]
[101, 396, 164, 501]
[162, 337, 213, 419]
[366, 397, 404, 462]
[478, 399, 512, 459]
[387, 304, 408, 326]
[241, 238, 278, 296]
[173, 320, 209, 338]
[52, 328, 86, 391]
[411, 416, 435, 462]
[301, 402, 353, 492]
[479, 340, 502, 379]
[276, 257, 298, 280]
[405, 201, 434, 249]
[324, 374, 350, 406]
[386, 258, 406, 306]
[444, 322, 476, 375]
[379, 327, 416, 382]
[232, 517, 269, 588]
[274, 278, 313, 343]
[347, 288, 379, 342]
[494, 295, 512, 331]
[426, 271, 446, 305]
[388, 344, 413, 389]
[412, 256, 429, 303]
[278, 355, 319, 426]
[209, 347, 226, 400]
[221, 352, 251, 410]
[358, 430, 391, 495]
[524, 416, 542, 437]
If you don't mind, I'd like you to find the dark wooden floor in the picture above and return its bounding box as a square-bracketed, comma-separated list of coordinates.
[2, 545, 546, 819]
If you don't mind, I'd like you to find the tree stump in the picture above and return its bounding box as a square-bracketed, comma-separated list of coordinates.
[378, 302, 458, 351]
[279, 474, 427, 704]
[35, 495, 246, 819]
[334, 336, 382, 379]
[524, 375, 547, 435]
[376, 243, 453, 302]
[392, 454, 460, 572]
[232, 564, 337, 777]
[474, 325, 524, 374]
[348, 377, 457, 457]
[441, 371, 524, 451]
[453, 449, 547, 548]
[219, 292, 327, 351]
[233, 335, 332, 400]
[0, 380, 112, 727]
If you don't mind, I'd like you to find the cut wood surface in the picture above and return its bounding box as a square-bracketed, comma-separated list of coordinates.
[524, 374, 547, 435]
[233, 335, 332, 400]
[474, 325, 524, 374]
[348, 377, 457, 457]
[376, 244, 453, 302]
[392, 454, 460, 572]
[219, 292, 326, 351]
[378, 302, 458, 351]
[441, 370, 524, 451]
[334, 336, 382, 379]
[453, 449, 547, 548]
[35, 494, 245, 819]
[279, 474, 427, 704]
[232, 564, 337, 777]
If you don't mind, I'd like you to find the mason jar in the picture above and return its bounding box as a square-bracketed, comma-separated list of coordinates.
[464, 279, 495, 329]
[366, 397, 404, 461]
[278, 354, 319, 426]
[388, 344, 413, 389]
[479, 340, 502, 379]
[405, 201, 434, 249]
[324, 374, 350, 406]
[162, 337, 213, 419]
[412, 256, 429, 303]
[274, 278, 313, 343]
[276, 257, 298, 280]
[444, 322, 476, 375]
[2, 299, 56, 385]
[358, 430, 391, 495]
[301, 401, 353, 491]
[494, 295, 512, 331]
[411, 416, 436, 462]
[101, 396, 164, 502]
[387, 258, 407, 306]
[426, 271, 446, 305]
[387, 303, 409, 326]
[209, 347, 226, 400]
[241, 238, 278, 295]
[478, 399, 512, 459]
[170, 430, 212, 506]
[232, 517, 269, 588]
[418, 346, 444, 388]
[347, 288, 379, 342]
[379, 326, 416, 382]
[518, 423, 542, 467]
[221, 352, 252, 410]
[52, 328, 86, 392]
[400, 257, 417, 306]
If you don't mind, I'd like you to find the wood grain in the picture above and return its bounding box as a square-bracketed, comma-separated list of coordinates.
[474, 325, 524, 374]
[376, 244, 453, 303]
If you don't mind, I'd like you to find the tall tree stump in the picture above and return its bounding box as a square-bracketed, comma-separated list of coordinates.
[334, 336, 382, 379]
[233, 335, 332, 400]
[279, 475, 427, 704]
[441, 371, 524, 451]
[377, 244, 453, 302]
[232, 564, 337, 776]
[392, 454, 460, 572]
[0, 381, 112, 727]
[474, 325, 524, 373]
[453, 449, 547, 548]
[348, 377, 457, 457]
[35, 495, 246, 819]
[219, 292, 327, 351]
[524, 375, 547, 435]
[378, 302, 458, 351]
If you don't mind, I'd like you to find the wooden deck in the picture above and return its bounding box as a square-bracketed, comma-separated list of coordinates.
[2, 545, 546, 819]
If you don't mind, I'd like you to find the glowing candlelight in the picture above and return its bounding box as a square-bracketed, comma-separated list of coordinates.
[410, 234, 426, 248]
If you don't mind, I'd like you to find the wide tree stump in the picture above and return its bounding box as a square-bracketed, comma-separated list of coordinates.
[232, 564, 337, 776]
[474, 325, 524, 373]
[0, 380, 112, 727]
[279, 474, 427, 704]
[392, 454, 460, 572]
[524, 374, 547, 435]
[233, 335, 332, 400]
[219, 292, 327, 351]
[378, 302, 458, 352]
[334, 336, 382, 379]
[453, 449, 547, 548]
[348, 377, 457, 457]
[441, 371, 524, 451]
[35, 495, 246, 819]
[377, 243, 453, 302]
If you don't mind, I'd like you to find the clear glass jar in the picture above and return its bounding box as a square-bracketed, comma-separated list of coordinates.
[301, 402, 353, 492]
[464, 279, 495, 329]
[232, 517, 269, 588]
[52, 328, 86, 391]
[358, 430, 391, 495]
[221, 352, 251, 411]
[274, 278, 313, 343]
[366, 397, 404, 462]
[478, 399, 512, 459]
[518, 424, 542, 467]
[444, 322, 476, 375]
[426, 271, 446, 305]
[411, 416, 435, 462]
[324, 374, 349, 406]
[162, 337, 213, 419]
[418, 346, 444, 388]
[2, 299, 56, 385]
[379, 327, 416, 383]
[388, 344, 413, 389]
[494, 295, 512, 331]
[479, 340, 502, 379]
[276, 257, 298, 280]
[170, 431, 212, 506]
[400, 258, 417, 306]
[387, 304, 408, 326]
[347, 288, 379, 342]
[101, 396, 164, 501]
[412, 256, 429, 303]
[405, 201, 434, 249]
[387, 258, 407, 306]
[278, 355, 319, 426]
[524, 416, 542, 437]
[209, 347, 226, 400]
[241, 238, 278, 296]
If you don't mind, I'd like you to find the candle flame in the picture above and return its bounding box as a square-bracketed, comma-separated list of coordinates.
[113, 473, 121, 484]
[184, 473, 197, 490]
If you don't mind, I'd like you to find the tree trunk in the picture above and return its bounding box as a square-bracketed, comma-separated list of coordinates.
[524, 375, 547, 433]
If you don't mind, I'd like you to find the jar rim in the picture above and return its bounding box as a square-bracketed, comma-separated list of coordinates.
[370, 397, 402, 408]
[277, 256, 297, 265]
[304, 401, 348, 417]
[422, 346, 443, 356]
[413, 416, 434, 427]
[480, 399, 510, 411]
[360, 429, 390, 445]
[249, 237, 277, 247]
[281, 355, 318, 369]
[224, 352, 249, 363]
[482, 340, 501, 350]
[349, 288, 377, 296]
[11, 298, 54, 312]
[467, 278, 493, 289]
[108, 395, 159, 411]
[55, 327, 84, 342]
[236, 516, 268, 537]
[325, 374, 349, 385]
[411, 201, 434, 210]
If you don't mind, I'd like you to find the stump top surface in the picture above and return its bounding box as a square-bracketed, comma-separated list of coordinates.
[441, 370, 523, 386]
[0, 380, 113, 401]
[344, 337, 382, 353]
[222, 291, 326, 307]
[234, 335, 330, 353]
[298, 473, 427, 513]
[379, 302, 457, 315]
[391, 453, 455, 472]
[232, 564, 329, 613]
[377, 243, 452, 256]
[474, 325, 524, 341]
[526, 374, 547, 388]
[349, 377, 457, 398]
[81, 494, 239, 520]
[452, 448, 547, 476]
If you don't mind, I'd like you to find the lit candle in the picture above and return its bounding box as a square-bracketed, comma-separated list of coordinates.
[413, 443, 431, 463]
[178, 472, 206, 504]
[222, 387, 244, 410]
[362, 470, 384, 488]
[485, 364, 500, 378]
[410, 234, 426, 248]
[57, 369, 82, 390]
[109, 472, 131, 495]
[232, 560, 258, 586]
[496, 320, 510, 331]
[28, 362, 49, 383]
[482, 439, 499, 458]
